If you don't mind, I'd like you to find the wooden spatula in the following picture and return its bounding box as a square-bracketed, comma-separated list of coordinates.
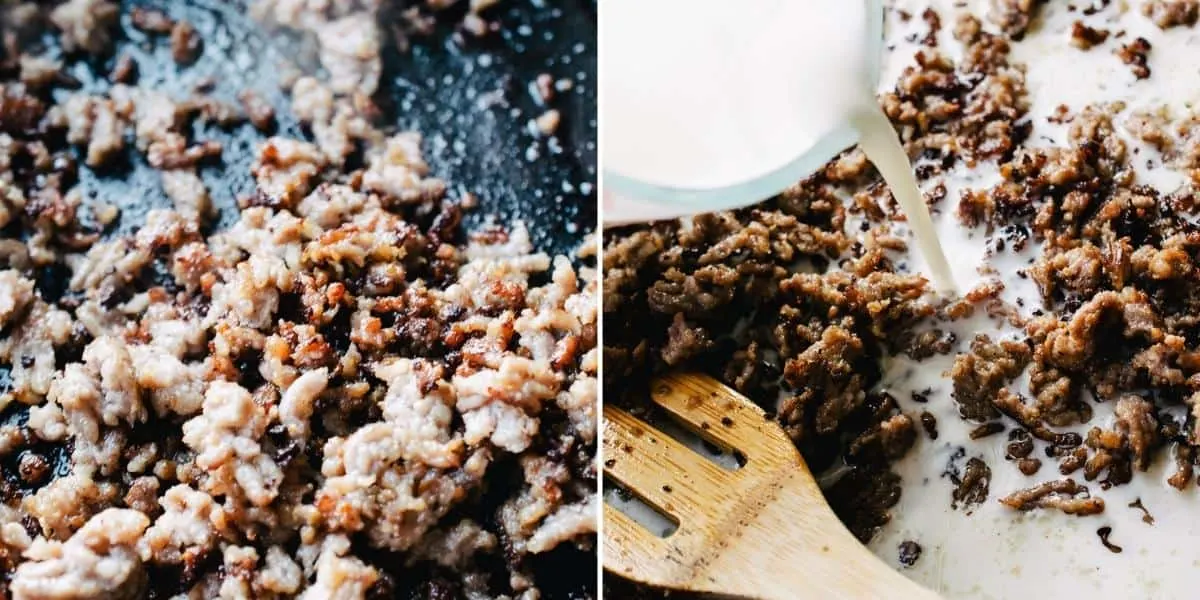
[603, 372, 940, 599]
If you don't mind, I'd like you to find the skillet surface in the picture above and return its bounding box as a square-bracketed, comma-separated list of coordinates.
[54, 0, 596, 257]
[2, 3, 598, 596]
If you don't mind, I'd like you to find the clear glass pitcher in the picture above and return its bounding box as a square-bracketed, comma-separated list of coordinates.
[602, 0, 885, 225]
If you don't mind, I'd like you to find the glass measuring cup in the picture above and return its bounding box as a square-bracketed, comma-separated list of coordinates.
[602, 0, 886, 225]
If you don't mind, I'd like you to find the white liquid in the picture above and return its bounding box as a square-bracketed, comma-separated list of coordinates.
[866, 2, 1200, 598]
[601, 0, 955, 292]
[603, 0, 873, 189]
[856, 110, 956, 294]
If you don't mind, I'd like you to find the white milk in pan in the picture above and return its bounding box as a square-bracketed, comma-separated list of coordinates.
[870, 1, 1200, 599]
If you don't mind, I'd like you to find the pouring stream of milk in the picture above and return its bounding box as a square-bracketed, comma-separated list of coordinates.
[853, 109, 957, 292]
[602, 0, 956, 292]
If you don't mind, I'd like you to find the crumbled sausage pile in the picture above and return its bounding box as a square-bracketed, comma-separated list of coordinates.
[934, 1, 1200, 528]
[944, 3, 1200, 516]
[604, 169, 934, 545]
[948, 95, 1200, 506]
[0, 1, 596, 599]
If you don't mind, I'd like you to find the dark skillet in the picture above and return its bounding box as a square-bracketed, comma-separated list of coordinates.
[50, 0, 596, 258]
[2, 1, 596, 597]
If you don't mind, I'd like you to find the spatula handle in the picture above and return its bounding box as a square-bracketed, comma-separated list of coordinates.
[704, 470, 942, 600]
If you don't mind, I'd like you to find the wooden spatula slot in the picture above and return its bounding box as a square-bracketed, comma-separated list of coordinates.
[649, 372, 794, 471]
[603, 479, 679, 538]
[603, 373, 941, 600]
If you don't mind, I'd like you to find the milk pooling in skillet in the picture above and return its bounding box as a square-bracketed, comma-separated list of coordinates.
[601, 0, 955, 291]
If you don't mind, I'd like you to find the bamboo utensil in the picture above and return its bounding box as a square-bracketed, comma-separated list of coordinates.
[603, 372, 940, 599]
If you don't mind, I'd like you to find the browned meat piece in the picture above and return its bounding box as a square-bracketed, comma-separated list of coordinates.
[109, 53, 137, 83]
[781, 325, 870, 438]
[969, 422, 1005, 439]
[897, 328, 955, 360]
[1058, 446, 1088, 475]
[945, 279, 1005, 319]
[0, 84, 45, 136]
[1168, 444, 1196, 489]
[130, 7, 174, 34]
[9, 509, 150, 599]
[58, 93, 129, 167]
[238, 90, 275, 131]
[1029, 288, 1160, 373]
[314, 14, 382, 95]
[1112, 395, 1160, 471]
[122, 477, 160, 517]
[170, 20, 203, 65]
[987, 0, 1044, 39]
[533, 109, 561, 137]
[948, 335, 1031, 421]
[251, 137, 325, 207]
[1131, 245, 1193, 280]
[1070, 21, 1109, 49]
[1028, 244, 1106, 302]
[824, 467, 902, 542]
[1116, 37, 1153, 79]
[723, 341, 763, 393]
[18, 56, 65, 89]
[160, 169, 212, 225]
[533, 73, 554, 103]
[148, 138, 222, 170]
[49, 0, 120, 55]
[951, 457, 992, 510]
[1017, 457, 1042, 475]
[919, 8, 942, 46]
[920, 411, 938, 440]
[992, 389, 1044, 433]
[1142, 1, 1199, 29]
[1030, 363, 1089, 427]
[1006, 428, 1034, 459]
[848, 413, 917, 462]
[17, 452, 50, 485]
[661, 313, 713, 366]
[1124, 107, 1174, 152]
[999, 479, 1105, 515]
